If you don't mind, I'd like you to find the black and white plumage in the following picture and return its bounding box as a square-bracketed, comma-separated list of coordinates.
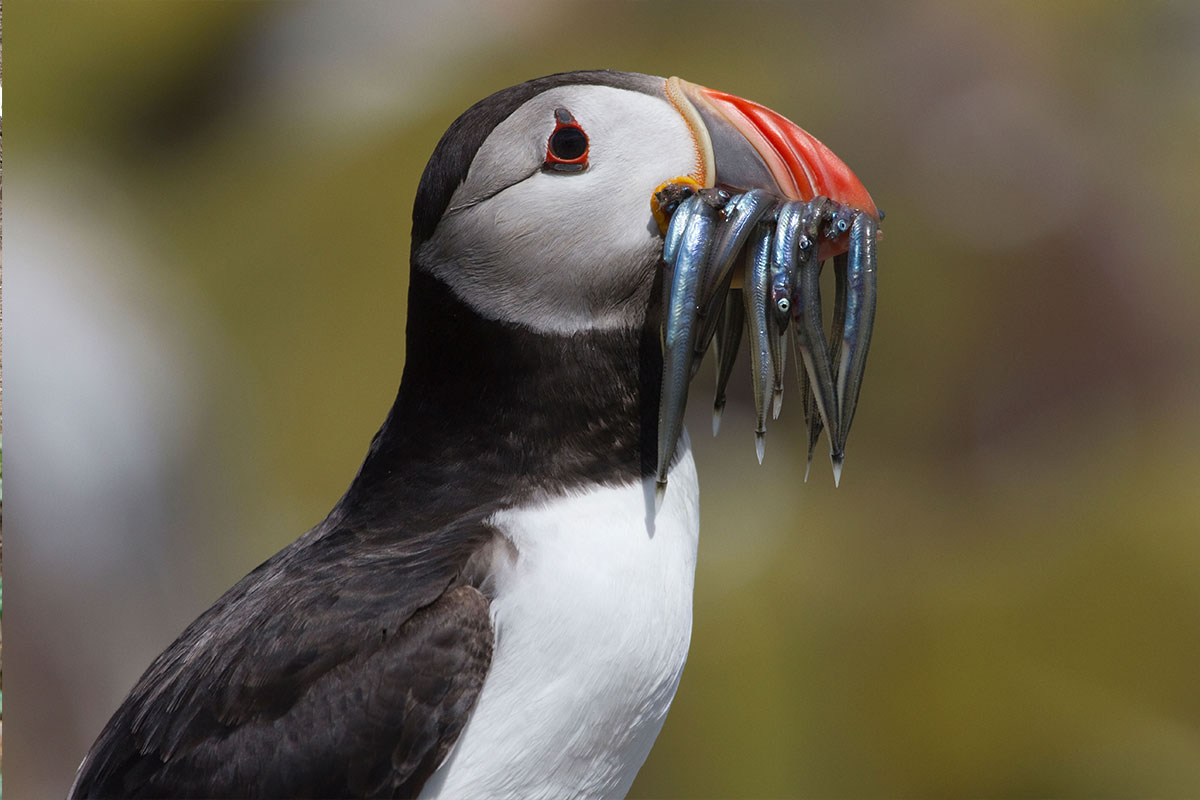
[70, 70, 857, 799]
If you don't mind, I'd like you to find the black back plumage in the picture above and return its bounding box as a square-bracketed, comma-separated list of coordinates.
[72, 533, 494, 798]
[71, 65, 667, 795]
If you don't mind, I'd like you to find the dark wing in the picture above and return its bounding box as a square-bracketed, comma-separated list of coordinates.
[70, 520, 496, 799]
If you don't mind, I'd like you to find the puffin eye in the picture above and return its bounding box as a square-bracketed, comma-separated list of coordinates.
[544, 108, 589, 173]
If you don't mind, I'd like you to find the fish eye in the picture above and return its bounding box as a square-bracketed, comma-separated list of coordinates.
[545, 108, 588, 172]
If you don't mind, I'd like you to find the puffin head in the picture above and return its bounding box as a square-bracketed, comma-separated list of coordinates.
[409, 70, 876, 335]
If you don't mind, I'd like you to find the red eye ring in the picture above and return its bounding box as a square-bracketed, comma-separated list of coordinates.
[545, 108, 588, 172]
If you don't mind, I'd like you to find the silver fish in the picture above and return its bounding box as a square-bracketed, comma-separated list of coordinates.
[654, 189, 880, 494]
[656, 193, 718, 505]
[691, 189, 776, 372]
[791, 197, 840, 479]
[833, 212, 878, 477]
[769, 203, 803, 420]
[743, 220, 774, 464]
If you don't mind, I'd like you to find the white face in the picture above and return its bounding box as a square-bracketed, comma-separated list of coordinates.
[416, 82, 703, 334]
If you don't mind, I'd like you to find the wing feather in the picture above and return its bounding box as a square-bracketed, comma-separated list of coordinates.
[70, 520, 495, 799]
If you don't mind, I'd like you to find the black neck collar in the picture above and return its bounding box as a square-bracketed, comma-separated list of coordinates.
[335, 270, 664, 531]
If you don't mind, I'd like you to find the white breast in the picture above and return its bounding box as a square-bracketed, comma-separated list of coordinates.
[419, 436, 700, 800]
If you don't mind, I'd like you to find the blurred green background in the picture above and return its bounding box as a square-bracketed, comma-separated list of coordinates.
[6, 1, 1200, 797]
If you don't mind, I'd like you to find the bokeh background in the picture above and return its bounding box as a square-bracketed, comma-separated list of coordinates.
[6, 1, 1200, 797]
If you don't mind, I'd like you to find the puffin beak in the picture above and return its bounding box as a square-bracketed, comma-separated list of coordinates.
[667, 77, 879, 260]
[655, 77, 882, 490]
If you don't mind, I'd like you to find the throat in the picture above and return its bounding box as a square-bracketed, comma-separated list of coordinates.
[341, 272, 663, 525]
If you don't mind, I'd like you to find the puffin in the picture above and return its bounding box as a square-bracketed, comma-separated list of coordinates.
[69, 70, 876, 799]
